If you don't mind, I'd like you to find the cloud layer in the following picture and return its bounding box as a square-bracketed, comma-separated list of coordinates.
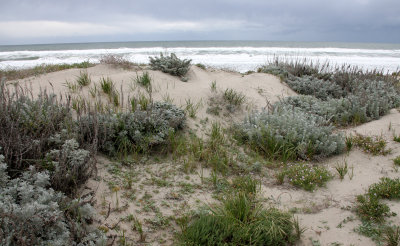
[0, 0, 399, 44]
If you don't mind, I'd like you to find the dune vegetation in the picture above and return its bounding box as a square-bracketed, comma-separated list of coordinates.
[0, 54, 399, 245]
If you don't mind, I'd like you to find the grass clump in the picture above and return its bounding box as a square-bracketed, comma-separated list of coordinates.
[149, 53, 191, 79]
[393, 134, 400, 143]
[99, 76, 114, 95]
[223, 88, 246, 107]
[185, 98, 202, 118]
[277, 163, 332, 191]
[178, 177, 300, 245]
[234, 107, 345, 162]
[76, 70, 91, 86]
[352, 134, 391, 155]
[134, 71, 152, 88]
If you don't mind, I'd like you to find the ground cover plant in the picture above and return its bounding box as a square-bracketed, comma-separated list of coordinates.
[276, 162, 332, 191]
[354, 178, 400, 244]
[149, 53, 191, 80]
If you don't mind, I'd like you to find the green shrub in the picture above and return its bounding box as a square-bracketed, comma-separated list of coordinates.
[178, 177, 298, 245]
[149, 53, 191, 78]
[235, 107, 345, 161]
[279, 163, 332, 191]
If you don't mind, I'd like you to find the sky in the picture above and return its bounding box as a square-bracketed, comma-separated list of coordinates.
[0, 0, 399, 45]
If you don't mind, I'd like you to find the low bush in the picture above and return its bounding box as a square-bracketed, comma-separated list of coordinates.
[368, 177, 400, 200]
[355, 194, 391, 223]
[149, 53, 191, 78]
[278, 163, 332, 191]
[285, 75, 345, 99]
[235, 107, 345, 161]
[0, 158, 105, 245]
[78, 102, 185, 156]
[100, 54, 136, 70]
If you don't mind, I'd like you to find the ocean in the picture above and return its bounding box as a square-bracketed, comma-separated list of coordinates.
[0, 41, 399, 73]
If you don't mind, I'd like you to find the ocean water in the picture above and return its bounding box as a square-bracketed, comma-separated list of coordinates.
[0, 41, 399, 73]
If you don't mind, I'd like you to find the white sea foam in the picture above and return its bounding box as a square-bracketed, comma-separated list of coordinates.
[0, 46, 399, 73]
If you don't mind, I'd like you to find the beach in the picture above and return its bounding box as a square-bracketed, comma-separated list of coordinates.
[3, 59, 399, 245]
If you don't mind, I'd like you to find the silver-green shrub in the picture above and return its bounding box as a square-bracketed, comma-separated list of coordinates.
[0, 157, 105, 246]
[285, 75, 345, 99]
[235, 108, 345, 161]
[276, 79, 400, 126]
[46, 138, 93, 195]
[78, 102, 185, 156]
[149, 53, 191, 78]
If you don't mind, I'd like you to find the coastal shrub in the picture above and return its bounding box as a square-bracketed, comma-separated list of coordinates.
[285, 75, 345, 99]
[149, 53, 191, 78]
[0, 84, 74, 173]
[234, 108, 345, 161]
[45, 138, 93, 195]
[78, 101, 185, 156]
[178, 178, 298, 245]
[278, 163, 332, 191]
[276, 85, 400, 126]
[100, 54, 136, 70]
[0, 159, 105, 245]
[258, 58, 320, 78]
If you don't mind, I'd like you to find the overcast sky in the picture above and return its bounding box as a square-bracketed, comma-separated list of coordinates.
[0, 0, 399, 45]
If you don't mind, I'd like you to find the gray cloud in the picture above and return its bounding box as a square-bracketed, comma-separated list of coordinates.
[0, 0, 399, 44]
